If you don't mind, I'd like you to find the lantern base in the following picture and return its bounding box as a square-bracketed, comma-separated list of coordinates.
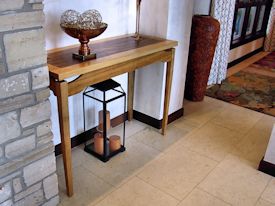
[84, 142, 126, 163]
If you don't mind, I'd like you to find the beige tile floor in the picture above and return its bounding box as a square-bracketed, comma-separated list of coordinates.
[57, 53, 275, 205]
[56, 97, 275, 206]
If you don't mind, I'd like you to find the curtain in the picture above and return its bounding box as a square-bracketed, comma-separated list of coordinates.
[208, 0, 236, 85]
[264, 0, 275, 52]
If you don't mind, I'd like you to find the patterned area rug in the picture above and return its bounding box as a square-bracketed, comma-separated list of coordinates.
[206, 52, 275, 117]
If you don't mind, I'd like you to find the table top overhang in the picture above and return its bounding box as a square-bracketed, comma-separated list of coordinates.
[47, 35, 178, 81]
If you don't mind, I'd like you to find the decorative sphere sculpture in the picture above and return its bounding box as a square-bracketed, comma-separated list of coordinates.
[60, 9, 108, 61]
[60, 10, 81, 28]
[79, 9, 103, 29]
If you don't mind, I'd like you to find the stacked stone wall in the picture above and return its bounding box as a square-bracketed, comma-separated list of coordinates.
[0, 1, 59, 205]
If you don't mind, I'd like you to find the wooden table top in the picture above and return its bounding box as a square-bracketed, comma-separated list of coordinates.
[47, 35, 178, 81]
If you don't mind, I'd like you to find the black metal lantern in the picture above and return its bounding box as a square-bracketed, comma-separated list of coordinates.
[83, 79, 126, 162]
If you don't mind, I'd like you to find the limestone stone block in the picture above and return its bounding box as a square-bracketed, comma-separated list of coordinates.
[12, 178, 22, 194]
[0, 182, 11, 203]
[0, 199, 13, 206]
[0, 0, 24, 12]
[37, 133, 53, 147]
[4, 29, 46, 72]
[0, 144, 54, 179]
[32, 4, 44, 10]
[0, 147, 3, 159]
[28, 0, 43, 3]
[0, 11, 44, 33]
[20, 101, 51, 128]
[13, 200, 23, 206]
[31, 66, 49, 90]
[0, 112, 20, 145]
[42, 196, 59, 206]
[36, 88, 50, 102]
[15, 189, 44, 206]
[23, 154, 56, 186]
[0, 62, 5, 76]
[0, 47, 4, 75]
[24, 189, 44, 205]
[5, 135, 35, 159]
[0, 171, 21, 185]
[0, 73, 29, 100]
[43, 174, 58, 200]
[0, 94, 35, 115]
[22, 128, 35, 137]
[37, 121, 51, 137]
[14, 182, 41, 202]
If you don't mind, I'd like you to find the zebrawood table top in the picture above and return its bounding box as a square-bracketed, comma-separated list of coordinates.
[47, 35, 178, 81]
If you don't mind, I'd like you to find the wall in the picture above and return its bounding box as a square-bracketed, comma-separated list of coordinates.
[133, 0, 170, 119]
[193, 0, 211, 15]
[167, 0, 194, 113]
[134, 0, 194, 119]
[264, 124, 275, 164]
[0, 1, 59, 205]
[44, 0, 194, 145]
[44, 0, 135, 145]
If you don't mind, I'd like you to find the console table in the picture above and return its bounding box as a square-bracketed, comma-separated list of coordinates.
[47, 35, 178, 196]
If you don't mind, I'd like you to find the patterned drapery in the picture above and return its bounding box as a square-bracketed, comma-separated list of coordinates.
[208, 0, 236, 85]
[264, 0, 275, 51]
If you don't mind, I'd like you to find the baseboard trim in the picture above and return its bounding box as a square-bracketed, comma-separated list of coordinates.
[133, 108, 184, 129]
[228, 47, 263, 68]
[258, 158, 275, 177]
[55, 108, 184, 156]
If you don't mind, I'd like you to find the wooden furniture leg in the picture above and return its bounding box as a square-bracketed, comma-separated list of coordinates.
[56, 81, 74, 197]
[162, 48, 175, 135]
[128, 71, 135, 121]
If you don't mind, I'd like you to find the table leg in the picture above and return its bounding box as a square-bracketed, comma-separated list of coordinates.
[56, 81, 74, 197]
[162, 48, 175, 135]
[128, 71, 135, 121]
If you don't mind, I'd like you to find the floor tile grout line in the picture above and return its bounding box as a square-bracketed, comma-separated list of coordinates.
[175, 123, 246, 160]
[135, 147, 221, 204]
[128, 134, 166, 154]
[177, 156, 229, 205]
[58, 94, 274, 205]
[198, 151, 272, 206]
[198, 187, 233, 206]
[91, 175, 138, 206]
[79, 164, 117, 188]
[210, 112, 263, 137]
[76, 129, 170, 204]
[76, 124, 159, 184]
[79, 143, 162, 189]
[57, 165, 116, 206]
[198, 187, 234, 206]
[135, 175, 182, 202]
[259, 198, 275, 206]
[253, 177, 273, 206]
[179, 143, 226, 163]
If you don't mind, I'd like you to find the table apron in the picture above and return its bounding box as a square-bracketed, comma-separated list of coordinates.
[50, 49, 173, 96]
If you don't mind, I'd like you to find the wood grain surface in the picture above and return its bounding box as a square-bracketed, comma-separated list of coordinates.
[48, 35, 178, 80]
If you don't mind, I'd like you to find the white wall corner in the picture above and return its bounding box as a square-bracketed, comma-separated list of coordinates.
[264, 124, 275, 164]
[134, 0, 194, 119]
